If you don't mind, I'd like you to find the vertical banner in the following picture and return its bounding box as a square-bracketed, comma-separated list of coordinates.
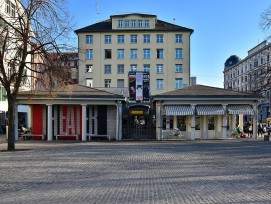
[129, 71, 150, 102]
[129, 72, 136, 101]
[143, 73, 150, 101]
[136, 72, 143, 101]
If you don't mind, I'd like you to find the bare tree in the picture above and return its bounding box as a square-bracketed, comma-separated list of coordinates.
[0, 0, 75, 151]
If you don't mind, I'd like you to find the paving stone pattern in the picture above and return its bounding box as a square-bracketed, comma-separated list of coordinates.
[0, 138, 271, 204]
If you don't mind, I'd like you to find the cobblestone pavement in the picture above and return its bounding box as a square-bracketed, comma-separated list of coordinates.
[0, 135, 271, 204]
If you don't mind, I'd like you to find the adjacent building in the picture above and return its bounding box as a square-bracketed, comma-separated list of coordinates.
[75, 13, 193, 95]
[0, 0, 33, 133]
[223, 40, 271, 122]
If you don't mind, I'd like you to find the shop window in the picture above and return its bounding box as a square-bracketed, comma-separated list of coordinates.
[162, 116, 173, 129]
[177, 116, 186, 131]
[195, 116, 200, 130]
[208, 116, 215, 130]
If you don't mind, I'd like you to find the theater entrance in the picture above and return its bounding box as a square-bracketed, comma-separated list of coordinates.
[122, 104, 156, 140]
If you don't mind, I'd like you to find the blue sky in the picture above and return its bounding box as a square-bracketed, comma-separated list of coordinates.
[69, 0, 271, 88]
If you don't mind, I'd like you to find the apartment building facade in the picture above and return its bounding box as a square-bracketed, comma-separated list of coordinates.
[75, 13, 193, 96]
[0, 0, 33, 133]
[223, 40, 271, 122]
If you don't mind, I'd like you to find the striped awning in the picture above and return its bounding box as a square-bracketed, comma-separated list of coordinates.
[165, 105, 193, 116]
[227, 105, 254, 115]
[196, 105, 224, 115]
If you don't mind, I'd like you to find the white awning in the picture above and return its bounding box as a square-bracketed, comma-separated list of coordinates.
[196, 105, 224, 115]
[165, 105, 193, 116]
[227, 105, 254, 115]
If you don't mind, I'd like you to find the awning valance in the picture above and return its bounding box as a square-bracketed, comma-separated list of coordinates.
[196, 105, 224, 115]
[165, 105, 193, 116]
[227, 105, 254, 115]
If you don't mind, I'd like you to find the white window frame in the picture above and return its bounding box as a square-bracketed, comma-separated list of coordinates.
[104, 35, 111, 44]
[130, 49, 138, 59]
[130, 35, 137, 43]
[175, 34, 183, 43]
[117, 64, 124, 74]
[175, 78, 183, 89]
[176, 49, 183, 59]
[130, 64, 137, 72]
[118, 20, 123, 28]
[156, 64, 164, 73]
[145, 20, 150, 27]
[144, 64, 150, 72]
[143, 34, 150, 43]
[143, 49, 150, 59]
[86, 64, 93, 73]
[157, 49, 164, 59]
[104, 79, 111, 88]
[156, 79, 164, 89]
[117, 49, 125, 59]
[104, 65, 111, 74]
[118, 35, 125, 43]
[156, 35, 164, 43]
[86, 49, 93, 60]
[175, 64, 183, 73]
[86, 35, 93, 44]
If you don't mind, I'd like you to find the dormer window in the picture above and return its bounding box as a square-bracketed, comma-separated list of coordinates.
[131, 20, 136, 27]
[144, 20, 150, 27]
[118, 20, 123, 28]
[125, 20, 129, 27]
[138, 20, 143, 27]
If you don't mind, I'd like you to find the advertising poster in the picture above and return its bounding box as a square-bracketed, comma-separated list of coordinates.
[136, 72, 143, 101]
[129, 72, 136, 101]
[128, 71, 150, 102]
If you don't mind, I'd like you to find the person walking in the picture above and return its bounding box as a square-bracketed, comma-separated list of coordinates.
[249, 124, 253, 137]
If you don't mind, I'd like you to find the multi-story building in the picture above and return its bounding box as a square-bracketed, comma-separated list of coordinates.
[0, 0, 33, 133]
[75, 13, 193, 96]
[223, 40, 271, 122]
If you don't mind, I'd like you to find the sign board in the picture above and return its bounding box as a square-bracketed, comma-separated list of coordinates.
[128, 71, 150, 101]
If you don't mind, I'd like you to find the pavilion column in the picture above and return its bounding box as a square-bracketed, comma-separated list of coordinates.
[253, 104, 258, 139]
[116, 101, 122, 141]
[81, 104, 87, 141]
[222, 105, 227, 139]
[156, 101, 162, 140]
[232, 115, 236, 130]
[191, 105, 196, 140]
[47, 104, 53, 141]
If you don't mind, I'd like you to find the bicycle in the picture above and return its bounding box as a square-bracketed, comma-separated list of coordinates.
[168, 128, 183, 139]
[227, 129, 239, 138]
[18, 124, 32, 140]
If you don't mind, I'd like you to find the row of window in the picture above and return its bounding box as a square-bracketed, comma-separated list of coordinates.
[225, 54, 270, 80]
[85, 64, 183, 74]
[86, 34, 183, 44]
[118, 19, 150, 28]
[86, 48, 183, 60]
[5, 0, 15, 17]
[86, 78, 184, 89]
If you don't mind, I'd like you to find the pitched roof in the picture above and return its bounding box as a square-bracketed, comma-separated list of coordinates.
[75, 17, 193, 33]
[153, 85, 261, 99]
[17, 84, 124, 99]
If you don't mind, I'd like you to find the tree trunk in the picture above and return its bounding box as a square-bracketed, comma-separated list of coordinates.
[7, 95, 16, 151]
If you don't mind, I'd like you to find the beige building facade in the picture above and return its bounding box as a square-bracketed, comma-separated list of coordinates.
[223, 40, 271, 122]
[75, 13, 193, 96]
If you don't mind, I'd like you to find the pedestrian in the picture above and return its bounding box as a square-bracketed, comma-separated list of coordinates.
[258, 122, 263, 137]
[249, 124, 253, 137]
